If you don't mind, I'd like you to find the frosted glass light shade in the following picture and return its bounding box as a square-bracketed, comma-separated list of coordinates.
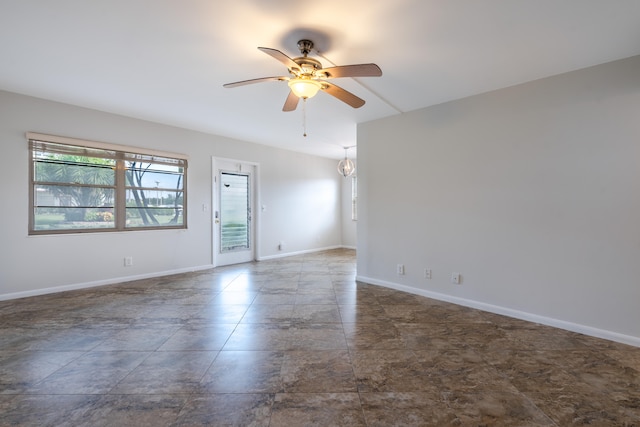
[288, 78, 322, 99]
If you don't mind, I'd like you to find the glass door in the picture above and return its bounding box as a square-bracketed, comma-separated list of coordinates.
[213, 159, 256, 266]
[220, 171, 250, 252]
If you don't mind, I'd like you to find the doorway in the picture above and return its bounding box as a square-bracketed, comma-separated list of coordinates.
[212, 158, 258, 266]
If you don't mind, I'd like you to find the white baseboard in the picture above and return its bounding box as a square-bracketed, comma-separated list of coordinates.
[1, 246, 355, 301]
[356, 275, 640, 348]
[257, 245, 345, 261]
[0, 264, 215, 301]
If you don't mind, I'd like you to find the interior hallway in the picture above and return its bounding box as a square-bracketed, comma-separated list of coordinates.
[1, 248, 639, 426]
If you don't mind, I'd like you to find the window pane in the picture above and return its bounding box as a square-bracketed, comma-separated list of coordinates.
[125, 189, 184, 228]
[34, 159, 115, 185]
[33, 207, 115, 230]
[125, 207, 183, 228]
[124, 160, 186, 229]
[35, 185, 115, 207]
[125, 189, 183, 206]
[125, 162, 184, 189]
[221, 172, 249, 252]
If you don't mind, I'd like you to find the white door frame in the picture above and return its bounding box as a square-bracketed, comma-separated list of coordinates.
[211, 157, 260, 267]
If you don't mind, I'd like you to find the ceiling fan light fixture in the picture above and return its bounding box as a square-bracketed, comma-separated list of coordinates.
[288, 78, 322, 99]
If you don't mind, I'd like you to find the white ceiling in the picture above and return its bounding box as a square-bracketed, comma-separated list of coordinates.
[1, 1, 639, 159]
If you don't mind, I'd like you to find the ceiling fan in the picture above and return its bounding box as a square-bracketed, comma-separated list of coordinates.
[223, 39, 382, 111]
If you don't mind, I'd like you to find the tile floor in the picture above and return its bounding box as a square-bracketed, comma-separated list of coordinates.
[1, 248, 639, 426]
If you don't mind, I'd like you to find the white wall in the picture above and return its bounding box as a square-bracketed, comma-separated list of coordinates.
[357, 55, 640, 345]
[0, 90, 343, 299]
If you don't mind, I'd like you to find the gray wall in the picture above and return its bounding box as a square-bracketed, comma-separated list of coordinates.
[357, 55, 640, 345]
[0, 90, 344, 298]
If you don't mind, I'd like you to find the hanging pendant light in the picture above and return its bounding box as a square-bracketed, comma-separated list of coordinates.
[337, 146, 355, 177]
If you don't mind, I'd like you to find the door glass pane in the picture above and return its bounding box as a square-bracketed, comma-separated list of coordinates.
[220, 172, 250, 252]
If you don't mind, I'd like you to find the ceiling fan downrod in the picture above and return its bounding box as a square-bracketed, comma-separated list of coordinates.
[297, 39, 314, 56]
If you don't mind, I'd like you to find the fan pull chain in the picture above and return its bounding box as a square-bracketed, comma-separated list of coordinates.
[302, 98, 307, 137]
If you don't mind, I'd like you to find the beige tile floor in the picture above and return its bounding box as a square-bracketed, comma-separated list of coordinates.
[1, 248, 639, 426]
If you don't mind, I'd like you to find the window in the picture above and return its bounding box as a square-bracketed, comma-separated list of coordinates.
[29, 133, 187, 234]
[351, 175, 357, 221]
[220, 171, 251, 252]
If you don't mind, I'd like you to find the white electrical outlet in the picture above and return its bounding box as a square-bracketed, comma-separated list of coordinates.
[124, 257, 133, 267]
[451, 272, 461, 284]
[397, 264, 405, 275]
[424, 268, 432, 279]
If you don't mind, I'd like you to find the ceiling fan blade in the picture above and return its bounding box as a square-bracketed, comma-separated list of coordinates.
[282, 91, 299, 112]
[318, 63, 382, 79]
[223, 76, 288, 88]
[322, 82, 366, 108]
[258, 47, 300, 72]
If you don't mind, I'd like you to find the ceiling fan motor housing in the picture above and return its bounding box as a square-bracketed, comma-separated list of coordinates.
[292, 57, 322, 76]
